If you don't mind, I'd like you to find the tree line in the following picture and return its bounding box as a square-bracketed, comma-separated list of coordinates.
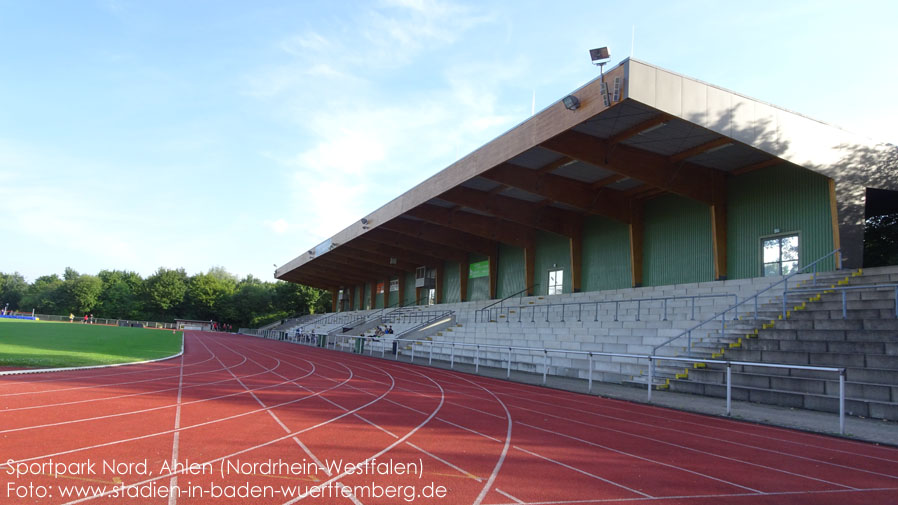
[0, 267, 330, 328]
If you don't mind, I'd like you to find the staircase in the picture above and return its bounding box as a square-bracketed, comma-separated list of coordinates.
[663, 266, 898, 420]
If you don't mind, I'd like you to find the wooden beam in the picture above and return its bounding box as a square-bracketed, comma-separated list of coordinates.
[537, 156, 573, 174]
[382, 278, 389, 309]
[331, 289, 338, 313]
[541, 130, 717, 205]
[380, 218, 497, 257]
[711, 171, 728, 281]
[295, 262, 373, 285]
[326, 248, 417, 273]
[731, 157, 782, 176]
[348, 285, 354, 311]
[524, 244, 536, 295]
[435, 263, 444, 304]
[489, 246, 498, 299]
[591, 174, 627, 189]
[608, 114, 672, 145]
[668, 137, 732, 163]
[370, 282, 376, 310]
[629, 200, 644, 287]
[365, 228, 469, 263]
[459, 259, 468, 302]
[406, 205, 534, 249]
[312, 255, 405, 280]
[829, 178, 841, 267]
[344, 238, 443, 269]
[570, 222, 583, 293]
[481, 163, 631, 223]
[438, 186, 583, 238]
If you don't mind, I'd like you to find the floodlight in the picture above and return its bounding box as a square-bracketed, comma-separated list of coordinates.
[562, 95, 581, 111]
[361, 218, 369, 225]
[589, 47, 610, 63]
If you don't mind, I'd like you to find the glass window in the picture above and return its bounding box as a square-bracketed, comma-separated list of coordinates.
[762, 235, 800, 277]
[548, 269, 564, 295]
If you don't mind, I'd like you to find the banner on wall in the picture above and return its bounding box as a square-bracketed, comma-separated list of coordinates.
[468, 260, 489, 279]
[376, 283, 384, 294]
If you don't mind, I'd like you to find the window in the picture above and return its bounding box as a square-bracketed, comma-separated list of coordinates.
[548, 269, 564, 295]
[762, 234, 799, 276]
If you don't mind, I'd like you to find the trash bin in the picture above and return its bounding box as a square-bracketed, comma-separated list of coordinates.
[391, 340, 398, 355]
[354, 338, 365, 354]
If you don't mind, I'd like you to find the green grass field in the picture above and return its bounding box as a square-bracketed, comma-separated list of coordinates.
[0, 319, 182, 369]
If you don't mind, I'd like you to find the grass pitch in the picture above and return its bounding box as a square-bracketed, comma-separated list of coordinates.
[0, 319, 182, 369]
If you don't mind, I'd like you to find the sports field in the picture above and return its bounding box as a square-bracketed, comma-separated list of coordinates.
[0, 319, 182, 369]
[1, 331, 896, 505]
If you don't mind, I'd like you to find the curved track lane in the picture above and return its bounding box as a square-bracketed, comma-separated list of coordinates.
[1, 331, 897, 505]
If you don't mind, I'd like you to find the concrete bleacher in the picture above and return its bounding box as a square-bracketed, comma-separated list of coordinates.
[665, 265, 898, 420]
[392, 274, 818, 383]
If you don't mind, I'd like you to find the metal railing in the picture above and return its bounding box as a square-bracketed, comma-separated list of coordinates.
[783, 283, 898, 319]
[653, 248, 843, 355]
[257, 332, 847, 434]
[478, 284, 540, 315]
[29, 313, 178, 329]
[476, 292, 738, 324]
[385, 309, 455, 325]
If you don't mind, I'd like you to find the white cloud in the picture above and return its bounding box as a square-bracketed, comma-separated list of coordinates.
[265, 218, 291, 234]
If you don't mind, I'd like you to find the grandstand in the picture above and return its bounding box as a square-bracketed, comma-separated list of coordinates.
[269, 58, 898, 425]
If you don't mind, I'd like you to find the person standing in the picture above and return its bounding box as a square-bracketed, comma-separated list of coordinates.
[69, 313, 75, 323]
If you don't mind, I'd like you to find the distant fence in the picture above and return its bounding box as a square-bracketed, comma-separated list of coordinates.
[33, 313, 178, 329]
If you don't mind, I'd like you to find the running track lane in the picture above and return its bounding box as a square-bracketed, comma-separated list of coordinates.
[0, 332, 896, 505]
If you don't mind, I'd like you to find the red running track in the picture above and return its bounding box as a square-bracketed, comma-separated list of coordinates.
[1, 331, 897, 505]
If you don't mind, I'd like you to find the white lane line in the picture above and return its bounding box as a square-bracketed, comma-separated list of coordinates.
[496, 488, 524, 504]
[167, 353, 186, 505]
[514, 446, 652, 498]
[464, 375, 898, 465]
[57, 337, 396, 505]
[411, 375, 874, 489]
[481, 486, 898, 505]
[518, 421, 762, 494]
[406, 442, 482, 483]
[0, 351, 348, 470]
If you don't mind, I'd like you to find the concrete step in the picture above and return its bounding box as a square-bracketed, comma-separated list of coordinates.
[687, 368, 898, 402]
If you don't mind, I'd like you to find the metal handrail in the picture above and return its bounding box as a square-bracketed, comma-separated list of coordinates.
[476, 292, 737, 324]
[652, 248, 842, 355]
[393, 311, 455, 337]
[784, 283, 898, 319]
[478, 284, 540, 314]
[264, 332, 846, 434]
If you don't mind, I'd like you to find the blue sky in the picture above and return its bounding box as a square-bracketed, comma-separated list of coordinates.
[1, 0, 896, 283]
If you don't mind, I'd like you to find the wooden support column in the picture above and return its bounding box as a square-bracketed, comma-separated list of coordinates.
[369, 282, 376, 310]
[459, 259, 468, 302]
[331, 289, 338, 313]
[828, 178, 842, 267]
[435, 264, 444, 304]
[711, 172, 728, 281]
[570, 223, 583, 293]
[629, 202, 644, 288]
[382, 278, 389, 309]
[524, 244, 536, 295]
[348, 286, 354, 311]
[415, 287, 422, 305]
[398, 274, 405, 307]
[488, 246, 498, 299]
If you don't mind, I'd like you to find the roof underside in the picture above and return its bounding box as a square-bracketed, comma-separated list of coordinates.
[276, 59, 884, 288]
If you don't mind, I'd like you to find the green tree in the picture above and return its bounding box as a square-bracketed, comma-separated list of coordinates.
[65, 274, 103, 314]
[20, 274, 65, 314]
[143, 267, 188, 319]
[96, 270, 144, 319]
[186, 268, 236, 321]
[0, 272, 28, 310]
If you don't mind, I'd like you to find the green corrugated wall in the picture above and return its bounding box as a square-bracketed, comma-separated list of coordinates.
[534, 231, 571, 295]
[467, 253, 490, 301]
[728, 164, 835, 278]
[441, 261, 461, 303]
[374, 281, 383, 309]
[643, 194, 713, 286]
[497, 244, 525, 298]
[404, 272, 416, 306]
[582, 215, 632, 291]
